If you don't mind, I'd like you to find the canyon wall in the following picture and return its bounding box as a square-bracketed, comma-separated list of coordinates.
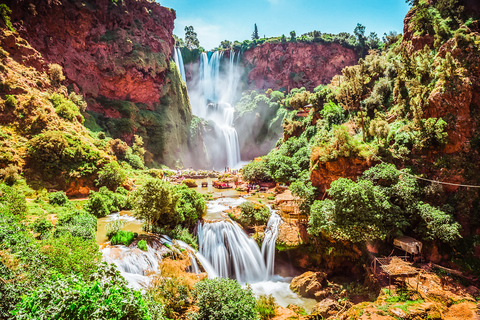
[242, 42, 358, 92]
[7, 0, 202, 167]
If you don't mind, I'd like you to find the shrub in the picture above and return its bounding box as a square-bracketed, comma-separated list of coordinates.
[48, 63, 65, 86]
[0, 183, 27, 216]
[68, 91, 87, 112]
[138, 239, 147, 251]
[55, 210, 97, 240]
[125, 152, 144, 169]
[242, 159, 273, 183]
[238, 201, 270, 226]
[96, 161, 126, 191]
[0, 4, 14, 32]
[5, 94, 16, 108]
[50, 93, 82, 122]
[192, 278, 256, 320]
[84, 187, 126, 218]
[256, 294, 276, 320]
[110, 230, 135, 246]
[27, 131, 103, 179]
[110, 138, 129, 160]
[0, 164, 20, 185]
[105, 219, 126, 238]
[12, 264, 160, 320]
[31, 217, 53, 238]
[48, 191, 69, 206]
[174, 184, 206, 229]
[147, 168, 164, 179]
[183, 179, 198, 187]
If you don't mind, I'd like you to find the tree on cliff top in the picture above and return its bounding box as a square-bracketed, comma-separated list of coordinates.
[252, 23, 259, 40]
[185, 26, 200, 49]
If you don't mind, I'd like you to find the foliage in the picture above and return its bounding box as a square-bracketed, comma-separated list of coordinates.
[0, 164, 20, 185]
[252, 23, 259, 40]
[174, 184, 206, 229]
[220, 40, 232, 49]
[105, 219, 126, 239]
[320, 101, 346, 129]
[55, 209, 97, 240]
[12, 264, 162, 320]
[48, 63, 65, 86]
[40, 233, 100, 277]
[256, 294, 276, 320]
[191, 278, 256, 320]
[5, 94, 16, 108]
[27, 131, 103, 180]
[110, 230, 135, 246]
[0, 182, 27, 216]
[238, 201, 270, 226]
[0, 4, 14, 32]
[48, 190, 69, 206]
[125, 152, 145, 169]
[185, 26, 200, 49]
[138, 239, 147, 251]
[50, 93, 82, 122]
[96, 161, 126, 191]
[183, 179, 198, 187]
[133, 178, 179, 231]
[84, 186, 127, 218]
[242, 159, 273, 183]
[289, 178, 317, 215]
[31, 217, 54, 237]
[308, 163, 461, 243]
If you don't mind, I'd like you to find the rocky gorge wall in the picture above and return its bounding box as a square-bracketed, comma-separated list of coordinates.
[6, 0, 201, 167]
[242, 42, 358, 92]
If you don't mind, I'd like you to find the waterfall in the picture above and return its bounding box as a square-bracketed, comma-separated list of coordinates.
[262, 212, 282, 277]
[173, 47, 186, 83]
[197, 210, 282, 283]
[194, 50, 242, 168]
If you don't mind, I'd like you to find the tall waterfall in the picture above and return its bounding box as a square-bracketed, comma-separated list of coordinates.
[173, 47, 186, 82]
[197, 211, 282, 283]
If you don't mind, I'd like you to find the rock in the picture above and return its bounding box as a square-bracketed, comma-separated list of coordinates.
[242, 42, 358, 92]
[290, 271, 328, 300]
[311, 298, 340, 318]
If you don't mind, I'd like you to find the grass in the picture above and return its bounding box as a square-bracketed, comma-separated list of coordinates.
[110, 230, 135, 246]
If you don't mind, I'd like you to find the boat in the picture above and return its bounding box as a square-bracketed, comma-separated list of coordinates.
[212, 181, 232, 189]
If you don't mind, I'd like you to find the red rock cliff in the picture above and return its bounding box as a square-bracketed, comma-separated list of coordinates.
[242, 42, 358, 92]
[8, 0, 175, 106]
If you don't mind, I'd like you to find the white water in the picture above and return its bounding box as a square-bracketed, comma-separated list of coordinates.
[184, 50, 242, 168]
[173, 47, 186, 83]
[262, 212, 282, 277]
[102, 245, 165, 290]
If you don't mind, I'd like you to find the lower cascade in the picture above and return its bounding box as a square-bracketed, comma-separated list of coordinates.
[197, 211, 282, 283]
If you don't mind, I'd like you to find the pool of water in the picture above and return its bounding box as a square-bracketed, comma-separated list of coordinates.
[96, 211, 145, 245]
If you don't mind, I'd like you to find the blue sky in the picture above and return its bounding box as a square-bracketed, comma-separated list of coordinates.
[160, 0, 411, 50]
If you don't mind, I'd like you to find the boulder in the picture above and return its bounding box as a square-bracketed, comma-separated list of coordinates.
[290, 271, 328, 300]
[311, 298, 339, 318]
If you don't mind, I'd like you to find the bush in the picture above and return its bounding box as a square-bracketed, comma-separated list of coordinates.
[110, 139, 129, 160]
[48, 63, 65, 86]
[174, 184, 206, 229]
[105, 219, 126, 239]
[242, 160, 273, 183]
[183, 179, 198, 187]
[0, 183, 27, 216]
[5, 94, 16, 108]
[0, 164, 20, 185]
[55, 210, 97, 240]
[48, 191, 69, 206]
[192, 278, 256, 320]
[27, 131, 103, 179]
[256, 294, 276, 319]
[125, 152, 144, 170]
[138, 239, 147, 251]
[31, 217, 53, 238]
[12, 264, 161, 320]
[96, 161, 126, 191]
[50, 93, 82, 122]
[238, 201, 270, 226]
[84, 187, 126, 218]
[110, 230, 135, 246]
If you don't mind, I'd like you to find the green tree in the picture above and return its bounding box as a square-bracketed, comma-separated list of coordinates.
[354, 23, 366, 56]
[133, 178, 180, 231]
[290, 30, 296, 42]
[192, 278, 256, 320]
[185, 26, 200, 49]
[96, 161, 126, 191]
[367, 32, 380, 49]
[242, 159, 273, 183]
[220, 40, 232, 49]
[252, 23, 259, 40]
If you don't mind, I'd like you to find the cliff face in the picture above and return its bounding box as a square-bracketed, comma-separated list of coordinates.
[7, 0, 199, 167]
[242, 42, 358, 92]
